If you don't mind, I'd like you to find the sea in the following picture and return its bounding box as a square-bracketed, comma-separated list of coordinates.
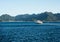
[0, 22, 60, 42]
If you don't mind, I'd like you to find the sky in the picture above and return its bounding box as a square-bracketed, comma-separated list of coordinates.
[0, 0, 60, 16]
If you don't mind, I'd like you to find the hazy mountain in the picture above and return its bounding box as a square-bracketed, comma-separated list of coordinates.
[0, 14, 14, 21]
[0, 12, 60, 22]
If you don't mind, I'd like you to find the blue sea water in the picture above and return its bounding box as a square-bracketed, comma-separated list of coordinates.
[0, 22, 60, 42]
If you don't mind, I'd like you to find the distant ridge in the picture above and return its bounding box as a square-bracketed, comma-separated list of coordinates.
[0, 12, 60, 22]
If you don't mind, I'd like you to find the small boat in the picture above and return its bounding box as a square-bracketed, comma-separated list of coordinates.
[35, 20, 43, 24]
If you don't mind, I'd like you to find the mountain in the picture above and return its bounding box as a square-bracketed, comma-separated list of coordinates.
[0, 14, 14, 21]
[0, 12, 60, 22]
